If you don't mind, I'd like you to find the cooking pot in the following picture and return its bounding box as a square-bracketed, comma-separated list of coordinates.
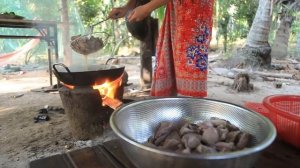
[53, 63, 125, 86]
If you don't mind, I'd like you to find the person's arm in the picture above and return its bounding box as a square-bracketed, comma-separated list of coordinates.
[124, 0, 137, 10]
[108, 0, 137, 19]
[144, 0, 170, 13]
[127, 0, 170, 22]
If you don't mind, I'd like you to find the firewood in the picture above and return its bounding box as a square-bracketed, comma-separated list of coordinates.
[232, 68, 293, 79]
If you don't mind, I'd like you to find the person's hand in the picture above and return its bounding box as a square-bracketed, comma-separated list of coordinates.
[108, 7, 128, 19]
[127, 5, 151, 22]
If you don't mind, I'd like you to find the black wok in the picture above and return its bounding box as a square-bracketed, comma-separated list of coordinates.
[53, 63, 125, 86]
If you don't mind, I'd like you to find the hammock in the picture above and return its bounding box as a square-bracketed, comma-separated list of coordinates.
[0, 38, 41, 65]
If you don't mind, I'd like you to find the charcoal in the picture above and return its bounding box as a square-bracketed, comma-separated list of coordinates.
[38, 108, 48, 114]
[34, 114, 50, 123]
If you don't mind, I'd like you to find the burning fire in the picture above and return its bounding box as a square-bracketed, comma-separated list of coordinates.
[93, 75, 123, 108]
[63, 83, 75, 90]
[92, 75, 123, 100]
[62, 74, 123, 108]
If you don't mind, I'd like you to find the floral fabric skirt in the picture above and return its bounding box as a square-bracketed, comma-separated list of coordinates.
[151, 0, 215, 97]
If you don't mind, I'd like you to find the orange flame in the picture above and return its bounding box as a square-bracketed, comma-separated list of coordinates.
[63, 83, 75, 89]
[62, 74, 123, 107]
[92, 74, 123, 105]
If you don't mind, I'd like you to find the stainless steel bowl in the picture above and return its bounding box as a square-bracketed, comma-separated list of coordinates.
[110, 97, 276, 168]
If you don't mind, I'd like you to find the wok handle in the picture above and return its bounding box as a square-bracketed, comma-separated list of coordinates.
[105, 57, 117, 65]
[53, 63, 75, 81]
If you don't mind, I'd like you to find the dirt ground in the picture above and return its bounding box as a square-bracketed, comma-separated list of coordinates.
[0, 55, 300, 168]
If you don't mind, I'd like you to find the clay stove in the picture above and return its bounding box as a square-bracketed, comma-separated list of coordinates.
[59, 75, 124, 140]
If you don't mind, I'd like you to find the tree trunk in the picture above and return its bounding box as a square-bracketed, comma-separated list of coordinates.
[224, 26, 228, 52]
[271, 15, 293, 60]
[140, 17, 158, 90]
[210, 0, 218, 50]
[241, 0, 273, 67]
[61, 0, 72, 66]
[297, 30, 300, 58]
[220, 15, 230, 53]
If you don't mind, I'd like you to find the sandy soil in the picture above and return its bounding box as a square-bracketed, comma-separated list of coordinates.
[0, 56, 299, 168]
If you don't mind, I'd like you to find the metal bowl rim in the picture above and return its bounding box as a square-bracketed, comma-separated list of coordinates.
[110, 97, 276, 160]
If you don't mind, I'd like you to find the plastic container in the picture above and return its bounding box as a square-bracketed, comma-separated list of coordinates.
[244, 102, 276, 124]
[245, 95, 300, 148]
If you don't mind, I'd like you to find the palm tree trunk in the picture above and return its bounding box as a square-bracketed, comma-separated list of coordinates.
[271, 15, 293, 60]
[241, 0, 273, 67]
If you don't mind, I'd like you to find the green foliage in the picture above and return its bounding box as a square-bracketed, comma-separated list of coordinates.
[152, 6, 165, 25]
[1, 0, 299, 63]
[216, 0, 258, 52]
[75, 0, 101, 25]
[234, 0, 258, 28]
[217, 0, 232, 52]
[290, 16, 300, 42]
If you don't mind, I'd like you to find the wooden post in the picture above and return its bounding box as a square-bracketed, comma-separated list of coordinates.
[59, 86, 113, 140]
[61, 0, 72, 66]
